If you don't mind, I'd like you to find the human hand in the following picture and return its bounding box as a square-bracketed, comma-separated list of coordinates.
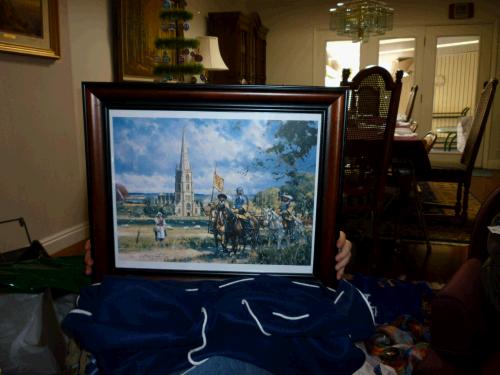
[335, 231, 352, 280]
[84, 240, 93, 276]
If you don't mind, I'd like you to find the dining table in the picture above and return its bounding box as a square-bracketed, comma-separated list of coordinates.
[391, 132, 433, 257]
[392, 133, 431, 179]
[343, 125, 431, 180]
[342, 127, 433, 256]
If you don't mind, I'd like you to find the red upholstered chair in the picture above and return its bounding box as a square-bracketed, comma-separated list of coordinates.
[340, 67, 403, 260]
[415, 186, 500, 375]
[422, 79, 498, 222]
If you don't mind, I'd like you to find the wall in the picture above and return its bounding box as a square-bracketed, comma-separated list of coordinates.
[0, 0, 245, 254]
[186, 0, 247, 38]
[0, 0, 112, 253]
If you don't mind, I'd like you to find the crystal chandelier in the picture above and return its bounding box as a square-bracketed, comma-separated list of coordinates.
[329, 1, 394, 43]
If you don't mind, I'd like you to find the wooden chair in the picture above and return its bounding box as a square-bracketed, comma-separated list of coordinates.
[402, 85, 418, 122]
[395, 85, 419, 133]
[409, 121, 418, 133]
[402, 131, 436, 259]
[341, 66, 403, 260]
[422, 79, 498, 222]
[390, 132, 436, 263]
[422, 131, 437, 153]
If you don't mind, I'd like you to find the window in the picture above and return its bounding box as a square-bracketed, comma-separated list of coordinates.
[325, 41, 360, 86]
[378, 38, 416, 115]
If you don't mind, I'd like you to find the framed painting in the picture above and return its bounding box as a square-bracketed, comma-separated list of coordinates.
[112, 0, 163, 81]
[0, 0, 60, 59]
[83, 83, 347, 286]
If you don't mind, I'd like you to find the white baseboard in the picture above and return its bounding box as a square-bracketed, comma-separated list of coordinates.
[40, 222, 89, 255]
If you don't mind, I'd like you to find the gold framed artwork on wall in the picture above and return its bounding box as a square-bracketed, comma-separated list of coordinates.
[0, 0, 60, 59]
[112, 0, 163, 81]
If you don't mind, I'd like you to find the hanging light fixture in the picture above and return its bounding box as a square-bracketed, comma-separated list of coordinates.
[329, 1, 394, 43]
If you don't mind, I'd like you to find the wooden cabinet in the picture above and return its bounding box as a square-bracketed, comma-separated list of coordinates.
[207, 12, 268, 84]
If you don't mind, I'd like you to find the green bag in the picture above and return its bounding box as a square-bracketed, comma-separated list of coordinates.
[0, 255, 91, 294]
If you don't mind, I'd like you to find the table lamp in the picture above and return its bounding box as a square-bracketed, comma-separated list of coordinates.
[196, 36, 228, 83]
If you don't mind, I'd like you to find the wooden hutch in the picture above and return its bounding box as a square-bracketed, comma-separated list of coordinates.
[207, 12, 268, 84]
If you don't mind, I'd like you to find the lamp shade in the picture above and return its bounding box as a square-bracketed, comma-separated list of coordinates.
[197, 36, 228, 71]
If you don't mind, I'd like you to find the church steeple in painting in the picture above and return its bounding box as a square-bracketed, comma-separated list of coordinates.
[175, 128, 200, 217]
[179, 128, 191, 171]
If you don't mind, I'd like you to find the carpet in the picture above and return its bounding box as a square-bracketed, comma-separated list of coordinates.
[342, 182, 481, 245]
[422, 182, 481, 214]
[417, 181, 480, 243]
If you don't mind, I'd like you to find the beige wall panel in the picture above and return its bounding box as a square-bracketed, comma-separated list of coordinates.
[0, 0, 112, 253]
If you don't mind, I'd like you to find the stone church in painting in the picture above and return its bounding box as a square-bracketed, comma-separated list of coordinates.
[174, 130, 201, 217]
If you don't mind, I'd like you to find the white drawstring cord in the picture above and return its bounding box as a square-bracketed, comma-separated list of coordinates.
[292, 281, 320, 288]
[342, 280, 376, 324]
[185, 288, 198, 292]
[356, 288, 376, 324]
[180, 362, 204, 375]
[242, 299, 272, 336]
[187, 307, 209, 366]
[219, 278, 255, 288]
[327, 286, 336, 293]
[272, 312, 310, 320]
[75, 295, 80, 307]
[334, 290, 345, 304]
[69, 308, 93, 316]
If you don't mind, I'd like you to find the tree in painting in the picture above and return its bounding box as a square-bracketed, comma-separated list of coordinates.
[254, 120, 319, 220]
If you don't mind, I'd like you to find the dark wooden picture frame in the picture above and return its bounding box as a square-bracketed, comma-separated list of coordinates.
[0, 0, 60, 59]
[83, 83, 346, 285]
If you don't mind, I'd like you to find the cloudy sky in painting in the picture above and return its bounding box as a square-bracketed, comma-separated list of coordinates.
[110, 109, 321, 195]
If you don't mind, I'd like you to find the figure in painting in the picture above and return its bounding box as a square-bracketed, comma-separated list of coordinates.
[210, 193, 229, 252]
[233, 187, 260, 251]
[154, 212, 167, 247]
[234, 187, 249, 213]
[279, 194, 305, 244]
[233, 187, 251, 225]
[279, 194, 296, 233]
[262, 207, 285, 250]
[216, 193, 230, 211]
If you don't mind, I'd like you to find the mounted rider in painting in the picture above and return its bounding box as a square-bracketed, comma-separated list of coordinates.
[279, 194, 296, 234]
[234, 187, 249, 213]
[233, 187, 252, 229]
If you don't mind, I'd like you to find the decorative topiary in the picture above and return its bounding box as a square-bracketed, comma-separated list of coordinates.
[153, 0, 203, 82]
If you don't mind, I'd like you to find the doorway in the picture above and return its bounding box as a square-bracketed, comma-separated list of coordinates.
[421, 25, 493, 165]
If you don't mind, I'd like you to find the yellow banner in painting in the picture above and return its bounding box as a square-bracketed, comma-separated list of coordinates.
[213, 173, 224, 192]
